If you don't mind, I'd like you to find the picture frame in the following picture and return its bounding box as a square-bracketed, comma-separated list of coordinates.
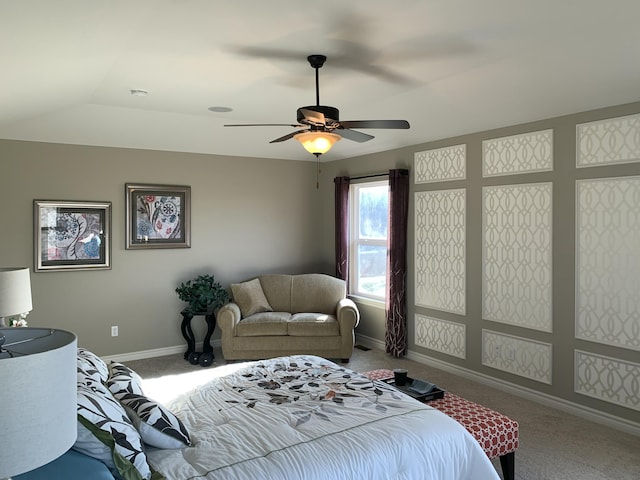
[125, 183, 191, 249]
[34, 200, 112, 272]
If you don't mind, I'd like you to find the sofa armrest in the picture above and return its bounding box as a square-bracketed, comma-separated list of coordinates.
[336, 297, 360, 333]
[218, 302, 242, 335]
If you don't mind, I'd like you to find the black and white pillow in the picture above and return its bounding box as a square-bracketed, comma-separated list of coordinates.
[75, 381, 152, 480]
[118, 393, 192, 449]
[77, 348, 109, 384]
[106, 361, 191, 449]
[107, 361, 144, 396]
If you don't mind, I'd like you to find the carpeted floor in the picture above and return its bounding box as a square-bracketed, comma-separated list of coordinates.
[126, 346, 640, 480]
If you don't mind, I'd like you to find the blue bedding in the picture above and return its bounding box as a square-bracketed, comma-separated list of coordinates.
[15, 449, 114, 480]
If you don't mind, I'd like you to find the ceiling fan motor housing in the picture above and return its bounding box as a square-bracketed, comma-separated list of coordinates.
[298, 105, 339, 125]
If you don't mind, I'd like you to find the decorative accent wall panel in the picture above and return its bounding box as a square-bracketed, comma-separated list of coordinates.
[577, 113, 640, 167]
[575, 350, 640, 411]
[415, 144, 466, 183]
[576, 177, 640, 351]
[482, 330, 552, 384]
[482, 183, 553, 332]
[415, 314, 466, 359]
[415, 189, 466, 314]
[483, 129, 553, 177]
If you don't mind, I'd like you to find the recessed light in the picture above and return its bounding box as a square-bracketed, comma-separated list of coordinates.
[208, 106, 233, 113]
[130, 89, 149, 97]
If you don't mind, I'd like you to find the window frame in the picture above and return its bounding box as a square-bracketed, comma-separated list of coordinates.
[348, 179, 389, 303]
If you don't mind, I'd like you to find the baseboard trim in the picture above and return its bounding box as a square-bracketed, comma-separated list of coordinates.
[355, 334, 640, 437]
[102, 340, 222, 363]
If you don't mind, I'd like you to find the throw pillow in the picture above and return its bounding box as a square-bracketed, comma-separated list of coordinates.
[78, 364, 103, 389]
[118, 393, 191, 449]
[231, 278, 273, 317]
[107, 361, 144, 396]
[77, 348, 109, 383]
[75, 381, 152, 480]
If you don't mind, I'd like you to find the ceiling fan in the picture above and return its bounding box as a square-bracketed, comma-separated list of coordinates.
[224, 54, 410, 158]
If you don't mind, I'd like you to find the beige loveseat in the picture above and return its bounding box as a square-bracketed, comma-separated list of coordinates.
[217, 274, 360, 362]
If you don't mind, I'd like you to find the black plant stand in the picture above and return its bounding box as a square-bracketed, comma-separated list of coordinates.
[180, 309, 216, 367]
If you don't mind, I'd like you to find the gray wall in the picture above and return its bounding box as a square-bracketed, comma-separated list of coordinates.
[1, 100, 638, 426]
[319, 101, 640, 425]
[0, 140, 324, 355]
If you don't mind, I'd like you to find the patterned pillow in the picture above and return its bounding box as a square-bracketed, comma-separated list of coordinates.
[77, 348, 109, 383]
[106, 361, 190, 448]
[77, 365, 103, 390]
[75, 381, 152, 480]
[118, 393, 191, 449]
[107, 361, 144, 396]
[231, 278, 273, 317]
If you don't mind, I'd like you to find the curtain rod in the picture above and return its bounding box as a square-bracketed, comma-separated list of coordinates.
[349, 172, 389, 180]
[349, 169, 409, 181]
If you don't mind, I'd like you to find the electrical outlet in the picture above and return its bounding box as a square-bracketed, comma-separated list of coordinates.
[494, 344, 501, 358]
[111, 325, 118, 337]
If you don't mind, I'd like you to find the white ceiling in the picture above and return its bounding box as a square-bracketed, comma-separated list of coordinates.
[2, 1, 640, 162]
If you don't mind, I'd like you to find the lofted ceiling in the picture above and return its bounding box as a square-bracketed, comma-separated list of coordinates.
[2, 1, 640, 162]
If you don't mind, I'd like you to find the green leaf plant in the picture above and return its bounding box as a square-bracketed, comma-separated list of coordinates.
[175, 274, 230, 314]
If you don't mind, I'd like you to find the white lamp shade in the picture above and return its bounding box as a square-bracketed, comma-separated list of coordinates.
[0, 328, 77, 477]
[0, 267, 33, 318]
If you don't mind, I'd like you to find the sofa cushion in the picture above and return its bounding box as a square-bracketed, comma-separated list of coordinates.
[258, 274, 293, 312]
[287, 313, 340, 336]
[236, 312, 290, 336]
[231, 278, 273, 317]
[290, 274, 344, 314]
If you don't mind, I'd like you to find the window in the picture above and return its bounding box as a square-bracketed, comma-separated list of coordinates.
[349, 180, 389, 301]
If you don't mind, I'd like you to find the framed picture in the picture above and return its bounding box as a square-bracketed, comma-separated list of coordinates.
[34, 200, 112, 272]
[125, 183, 191, 249]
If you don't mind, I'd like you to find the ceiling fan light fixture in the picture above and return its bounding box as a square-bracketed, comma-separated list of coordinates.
[295, 131, 341, 156]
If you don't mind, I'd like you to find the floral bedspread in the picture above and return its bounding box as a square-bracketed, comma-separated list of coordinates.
[145, 355, 499, 480]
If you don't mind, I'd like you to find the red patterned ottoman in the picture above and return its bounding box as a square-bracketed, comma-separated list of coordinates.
[363, 369, 518, 480]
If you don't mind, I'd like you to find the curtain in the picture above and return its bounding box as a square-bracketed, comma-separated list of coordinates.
[385, 169, 409, 357]
[334, 176, 350, 283]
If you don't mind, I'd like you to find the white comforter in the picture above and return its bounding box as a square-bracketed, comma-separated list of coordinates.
[144, 355, 499, 480]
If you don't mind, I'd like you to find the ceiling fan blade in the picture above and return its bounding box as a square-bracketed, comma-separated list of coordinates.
[231, 46, 304, 61]
[225, 49, 412, 152]
[335, 128, 374, 143]
[339, 120, 410, 129]
[269, 131, 304, 143]
[225, 123, 302, 128]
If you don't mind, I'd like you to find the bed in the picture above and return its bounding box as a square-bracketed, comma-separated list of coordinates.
[144, 354, 499, 479]
[23, 352, 500, 479]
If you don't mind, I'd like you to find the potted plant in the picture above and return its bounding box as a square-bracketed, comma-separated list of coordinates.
[175, 274, 230, 314]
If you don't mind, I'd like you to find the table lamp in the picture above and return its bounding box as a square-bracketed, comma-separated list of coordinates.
[0, 268, 32, 327]
[0, 267, 78, 479]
